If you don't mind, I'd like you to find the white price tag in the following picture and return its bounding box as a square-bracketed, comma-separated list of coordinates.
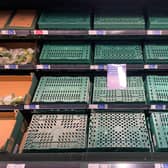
[7, 164, 25, 168]
[88, 30, 97, 35]
[88, 30, 106, 35]
[90, 65, 105, 70]
[36, 64, 50, 69]
[88, 164, 99, 168]
[150, 105, 166, 110]
[1, 30, 16, 35]
[154, 164, 161, 168]
[90, 65, 98, 70]
[88, 104, 98, 109]
[144, 64, 158, 69]
[1, 30, 8, 35]
[42, 30, 48, 35]
[147, 30, 162, 35]
[24, 105, 40, 110]
[88, 164, 112, 168]
[4, 65, 18, 69]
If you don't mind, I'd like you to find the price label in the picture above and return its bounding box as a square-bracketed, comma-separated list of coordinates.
[98, 104, 107, 109]
[147, 30, 162, 35]
[144, 64, 158, 69]
[1, 30, 8, 35]
[1, 30, 16, 35]
[88, 164, 112, 168]
[7, 164, 25, 168]
[88, 164, 99, 168]
[88, 30, 105, 35]
[154, 164, 161, 168]
[88, 104, 99, 109]
[4, 65, 18, 69]
[8, 30, 16, 35]
[150, 105, 166, 110]
[34, 30, 48, 35]
[96, 30, 106, 35]
[107, 64, 127, 90]
[36, 64, 50, 69]
[90, 65, 97, 70]
[90, 65, 105, 70]
[24, 104, 40, 110]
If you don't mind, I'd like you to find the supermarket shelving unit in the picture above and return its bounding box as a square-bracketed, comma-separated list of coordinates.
[1, 0, 168, 167]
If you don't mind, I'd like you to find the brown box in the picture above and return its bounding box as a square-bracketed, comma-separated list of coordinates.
[0, 111, 25, 153]
[0, 42, 37, 64]
[0, 10, 12, 29]
[0, 73, 38, 105]
[8, 10, 37, 29]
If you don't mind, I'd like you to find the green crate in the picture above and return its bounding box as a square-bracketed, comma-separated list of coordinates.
[144, 44, 168, 64]
[39, 43, 91, 64]
[150, 112, 168, 151]
[148, 16, 168, 29]
[38, 11, 90, 30]
[146, 76, 168, 103]
[94, 12, 145, 30]
[88, 112, 150, 151]
[148, 10, 168, 29]
[94, 44, 143, 64]
[93, 76, 146, 103]
[32, 77, 90, 103]
[23, 114, 87, 152]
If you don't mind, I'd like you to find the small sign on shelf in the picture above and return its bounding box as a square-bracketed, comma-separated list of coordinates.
[107, 64, 127, 90]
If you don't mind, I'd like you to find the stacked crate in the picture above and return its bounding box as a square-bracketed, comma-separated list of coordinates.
[88, 112, 151, 151]
[39, 43, 91, 64]
[32, 77, 90, 103]
[23, 114, 87, 152]
[94, 44, 143, 64]
[93, 76, 146, 103]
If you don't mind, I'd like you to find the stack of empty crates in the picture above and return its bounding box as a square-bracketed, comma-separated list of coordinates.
[5, 9, 167, 153]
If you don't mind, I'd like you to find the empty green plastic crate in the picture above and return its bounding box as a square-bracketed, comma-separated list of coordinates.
[88, 112, 151, 151]
[144, 43, 168, 63]
[32, 76, 90, 103]
[94, 12, 145, 29]
[38, 11, 90, 29]
[94, 44, 143, 64]
[93, 76, 146, 103]
[146, 76, 168, 103]
[23, 114, 87, 152]
[148, 9, 168, 29]
[39, 43, 91, 64]
[148, 16, 168, 29]
[150, 112, 168, 151]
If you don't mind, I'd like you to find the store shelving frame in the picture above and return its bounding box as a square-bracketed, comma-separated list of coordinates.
[1, 6, 168, 164]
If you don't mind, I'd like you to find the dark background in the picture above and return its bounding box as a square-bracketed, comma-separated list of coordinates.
[0, 0, 167, 10]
